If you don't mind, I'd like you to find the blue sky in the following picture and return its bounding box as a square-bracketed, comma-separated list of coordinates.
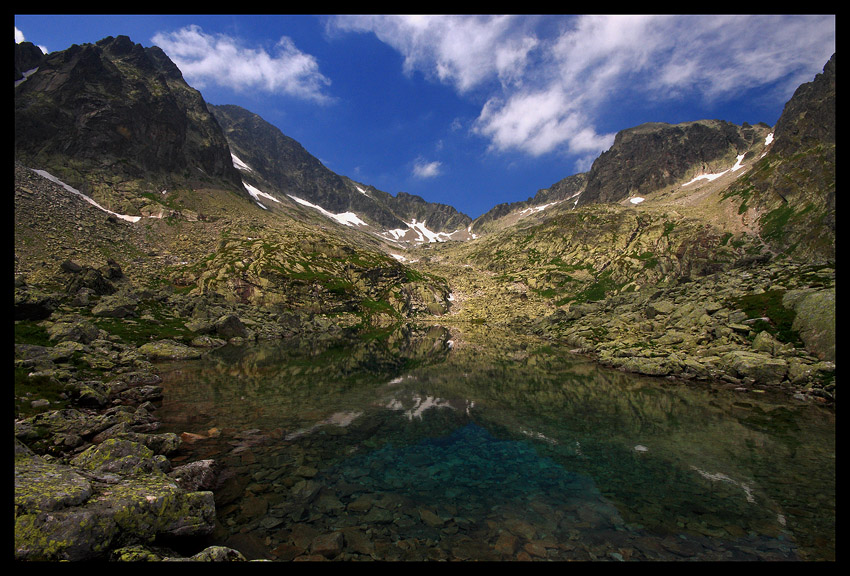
[15, 14, 835, 219]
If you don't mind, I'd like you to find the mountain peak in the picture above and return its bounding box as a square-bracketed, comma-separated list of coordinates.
[14, 36, 242, 214]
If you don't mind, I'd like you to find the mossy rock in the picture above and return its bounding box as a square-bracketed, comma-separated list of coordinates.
[15, 438, 216, 561]
[783, 287, 835, 361]
[14, 439, 93, 512]
[720, 350, 788, 385]
[138, 339, 203, 361]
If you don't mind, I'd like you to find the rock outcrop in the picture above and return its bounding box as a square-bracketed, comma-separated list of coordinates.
[14, 36, 244, 213]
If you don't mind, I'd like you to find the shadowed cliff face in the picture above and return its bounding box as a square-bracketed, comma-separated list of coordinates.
[14, 36, 243, 212]
[578, 120, 772, 207]
[732, 54, 835, 262]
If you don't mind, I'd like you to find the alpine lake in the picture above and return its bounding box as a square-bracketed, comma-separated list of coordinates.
[155, 324, 835, 562]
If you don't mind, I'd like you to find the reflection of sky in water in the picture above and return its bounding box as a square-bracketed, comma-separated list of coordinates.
[327, 421, 614, 514]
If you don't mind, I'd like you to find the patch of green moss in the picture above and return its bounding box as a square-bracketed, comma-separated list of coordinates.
[573, 270, 621, 303]
[731, 289, 802, 345]
[759, 204, 796, 242]
[14, 369, 71, 417]
[89, 300, 195, 346]
[15, 321, 52, 347]
[633, 251, 659, 269]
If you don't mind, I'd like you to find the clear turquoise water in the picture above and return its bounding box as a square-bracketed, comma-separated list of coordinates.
[156, 326, 835, 561]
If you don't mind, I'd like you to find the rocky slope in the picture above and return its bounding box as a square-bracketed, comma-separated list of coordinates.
[210, 103, 473, 242]
[14, 36, 246, 216]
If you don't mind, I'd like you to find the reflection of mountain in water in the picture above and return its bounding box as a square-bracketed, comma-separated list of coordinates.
[156, 324, 454, 433]
[156, 324, 833, 560]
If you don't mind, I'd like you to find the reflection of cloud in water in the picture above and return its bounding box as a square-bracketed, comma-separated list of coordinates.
[285, 411, 362, 440]
[691, 465, 756, 503]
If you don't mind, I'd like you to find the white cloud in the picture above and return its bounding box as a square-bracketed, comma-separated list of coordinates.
[15, 26, 47, 53]
[412, 157, 442, 179]
[328, 14, 835, 165]
[327, 15, 538, 93]
[152, 25, 332, 102]
[474, 88, 616, 158]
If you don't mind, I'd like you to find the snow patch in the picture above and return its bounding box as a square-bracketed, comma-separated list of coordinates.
[31, 169, 141, 223]
[682, 154, 746, 186]
[243, 182, 281, 204]
[384, 220, 459, 243]
[760, 133, 775, 158]
[287, 194, 367, 227]
[15, 67, 38, 87]
[731, 154, 745, 171]
[408, 219, 450, 243]
[354, 184, 370, 196]
[629, 197, 645, 205]
[569, 189, 583, 208]
[390, 253, 417, 263]
[231, 153, 253, 173]
[519, 201, 561, 216]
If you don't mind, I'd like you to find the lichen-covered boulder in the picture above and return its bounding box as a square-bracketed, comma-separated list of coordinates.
[91, 292, 139, 318]
[783, 287, 835, 362]
[720, 350, 788, 385]
[70, 438, 164, 478]
[14, 440, 92, 512]
[14, 438, 216, 561]
[138, 339, 202, 361]
[46, 316, 103, 344]
[14, 408, 112, 454]
[111, 544, 247, 561]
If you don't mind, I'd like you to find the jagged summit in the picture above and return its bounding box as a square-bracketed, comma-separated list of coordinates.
[14, 35, 243, 214]
[576, 119, 773, 207]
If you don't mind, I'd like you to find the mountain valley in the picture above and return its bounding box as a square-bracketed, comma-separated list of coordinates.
[14, 35, 835, 562]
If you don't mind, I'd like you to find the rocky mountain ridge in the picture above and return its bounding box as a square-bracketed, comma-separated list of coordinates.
[209, 103, 474, 245]
[14, 36, 473, 248]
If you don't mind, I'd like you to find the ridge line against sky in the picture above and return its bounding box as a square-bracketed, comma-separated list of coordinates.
[15, 14, 836, 218]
